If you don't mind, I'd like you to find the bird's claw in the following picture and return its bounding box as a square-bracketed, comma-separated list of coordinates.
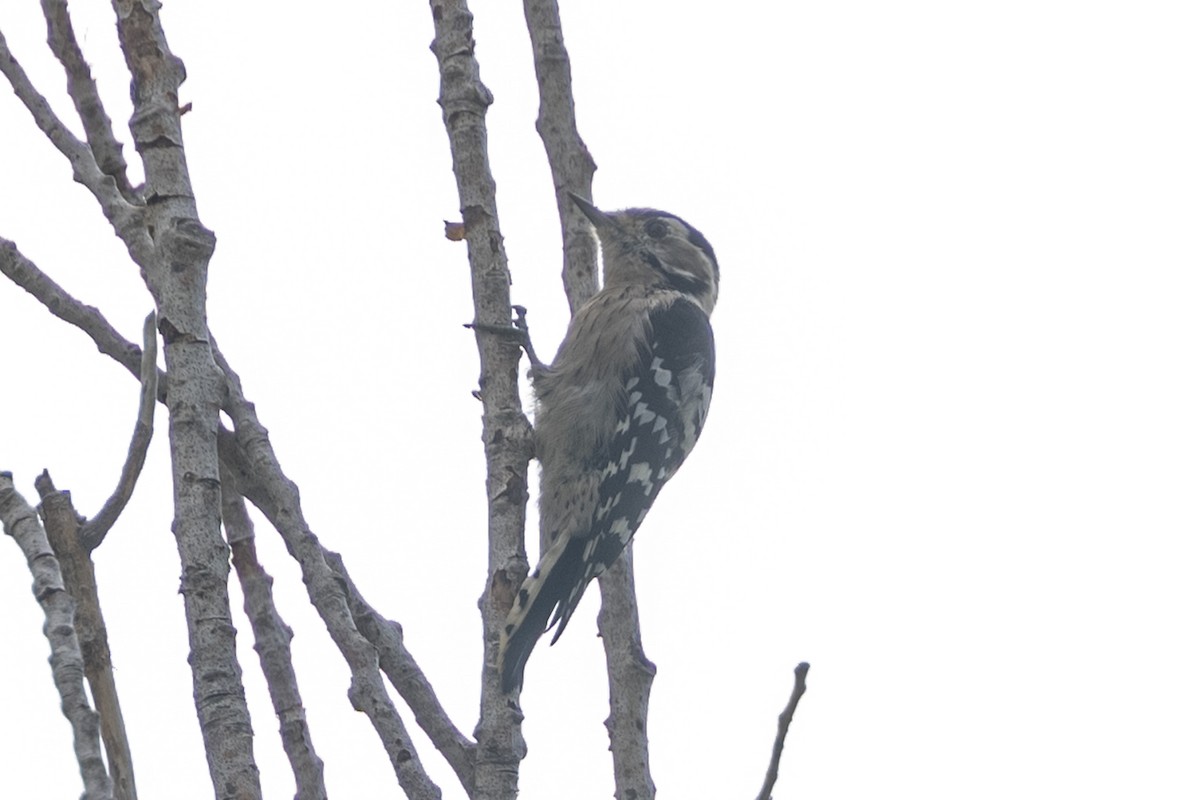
[468, 305, 545, 371]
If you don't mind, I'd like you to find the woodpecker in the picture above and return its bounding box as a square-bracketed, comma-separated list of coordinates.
[499, 192, 718, 691]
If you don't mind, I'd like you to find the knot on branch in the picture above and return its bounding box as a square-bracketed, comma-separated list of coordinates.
[129, 99, 183, 149]
[159, 217, 216, 267]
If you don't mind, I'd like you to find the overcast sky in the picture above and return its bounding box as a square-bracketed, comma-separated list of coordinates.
[2, 2, 1198, 798]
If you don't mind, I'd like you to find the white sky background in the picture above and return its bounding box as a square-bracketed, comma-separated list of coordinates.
[2, 1, 1198, 798]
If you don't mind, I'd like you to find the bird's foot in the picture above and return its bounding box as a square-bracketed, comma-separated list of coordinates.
[467, 305, 546, 373]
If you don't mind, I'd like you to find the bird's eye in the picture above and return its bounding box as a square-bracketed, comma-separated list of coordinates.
[645, 219, 668, 239]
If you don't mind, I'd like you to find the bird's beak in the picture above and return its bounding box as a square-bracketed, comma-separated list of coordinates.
[568, 192, 611, 229]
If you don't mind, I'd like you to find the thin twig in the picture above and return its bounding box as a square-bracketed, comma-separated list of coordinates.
[755, 662, 810, 800]
[40, 0, 137, 201]
[430, 0, 533, 796]
[80, 311, 157, 551]
[220, 476, 328, 800]
[0, 473, 113, 800]
[35, 472, 137, 800]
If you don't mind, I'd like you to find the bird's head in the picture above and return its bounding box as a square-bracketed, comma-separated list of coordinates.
[569, 192, 719, 315]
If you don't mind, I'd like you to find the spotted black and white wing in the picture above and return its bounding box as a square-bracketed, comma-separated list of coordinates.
[546, 296, 715, 639]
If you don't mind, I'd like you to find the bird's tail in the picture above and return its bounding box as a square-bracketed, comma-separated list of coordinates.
[499, 533, 591, 692]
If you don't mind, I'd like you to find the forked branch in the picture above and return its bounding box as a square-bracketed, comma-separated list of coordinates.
[0, 27, 147, 254]
[40, 0, 137, 201]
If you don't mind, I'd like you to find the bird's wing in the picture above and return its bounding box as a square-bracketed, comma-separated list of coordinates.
[547, 296, 715, 639]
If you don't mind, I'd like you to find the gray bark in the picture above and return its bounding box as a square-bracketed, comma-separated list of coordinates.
[598, 554, 657, 800]
[324, 549, 477, 792]
[111, 3, 261, 796]
[80, 312, 158, 552]
[215, 349, 442, 800]
[42, 0, 136, 201]
[521, 0, 600, 314]
[430, 1, 534, 797]
[221, 479, 328, 800]
[2, 236, 454, 799]
[35, 473, 139, 800]
[0, 474, 113, 800]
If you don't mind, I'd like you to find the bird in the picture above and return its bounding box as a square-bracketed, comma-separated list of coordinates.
[498, 192, 719, 691]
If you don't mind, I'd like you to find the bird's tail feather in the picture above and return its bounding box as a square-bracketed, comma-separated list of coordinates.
[499, 534, 589, 692]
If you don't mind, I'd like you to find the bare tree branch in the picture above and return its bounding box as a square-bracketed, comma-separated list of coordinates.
[1, 250, 160, 764]
[0, 28, 148, 258]
[109, 3, 262, 795]
[2, 236, 462, 797]
[598, 553, 656, 799]
[430, 0, 534, 797]
[41, 0, 137, 201]
[598, 550, 657, 797]
[520, 0, 599, 314]
[324, 549, 476, 793]
[0, 473, 113, 800]
[80, 311, 157, 551]
[755, 662, 810, 800]
[517, 3, 657, 791]
[0, 237, 151, 379]
[2, 32, 246, 796]
[220, 476, 327, 800]
[213, 345, 443, 800]
[34, 471, 138, 800]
